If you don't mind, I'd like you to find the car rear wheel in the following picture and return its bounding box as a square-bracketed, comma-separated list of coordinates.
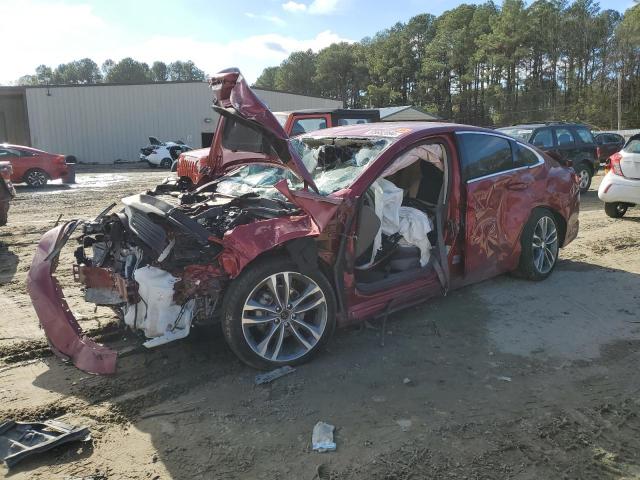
[516, 209, 559, 281]
[24, 169, 48, 188]
[160, 158, 172, 169]
[221, 257, 336, 370]
[576, 164, 592, 192]
[604, 202, 627, 218]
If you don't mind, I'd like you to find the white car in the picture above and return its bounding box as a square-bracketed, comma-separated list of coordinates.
[598, 134, 640, 218]
[140, 137, 192, 169]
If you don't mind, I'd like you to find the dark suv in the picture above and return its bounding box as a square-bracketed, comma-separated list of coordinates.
[497, 123, 598, 192]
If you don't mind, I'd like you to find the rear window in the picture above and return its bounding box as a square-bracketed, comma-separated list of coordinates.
[623, 139, 640, 154]
[337, 118, 373, 126]
[497, 128, 533, 142]
[575, 127, 595, 144]
[458, 133, 513, 181]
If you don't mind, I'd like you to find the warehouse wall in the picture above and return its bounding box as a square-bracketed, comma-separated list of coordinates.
[25, 82, 341, 164]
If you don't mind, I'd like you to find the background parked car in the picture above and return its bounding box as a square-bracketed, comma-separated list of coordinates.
[0, 144, 72, 187]
[0, 161, 16, 226]
[497, 122, 598, 192]
[598, 133, 640, 218]
[594, 132, 625, 163]
[139, 137, 192, 168]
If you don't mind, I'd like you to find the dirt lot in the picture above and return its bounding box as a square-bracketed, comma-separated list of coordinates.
[1, 169, 639, 479]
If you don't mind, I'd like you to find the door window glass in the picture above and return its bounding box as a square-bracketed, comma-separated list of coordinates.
[555, 128, 576, 146]
[514, 144, 540, 167]
[531, 129, 553, 148]
[575, 127, 594, 144]
[290, 117, 327, 136]
[458, 133, 513, 181]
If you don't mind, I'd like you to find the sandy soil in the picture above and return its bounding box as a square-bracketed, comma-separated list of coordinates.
[1, 170, 639, 479]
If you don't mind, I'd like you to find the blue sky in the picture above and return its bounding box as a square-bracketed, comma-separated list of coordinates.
[2, 0, 636, 85]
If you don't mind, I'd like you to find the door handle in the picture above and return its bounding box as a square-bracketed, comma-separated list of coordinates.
[506, 181, 529, 191]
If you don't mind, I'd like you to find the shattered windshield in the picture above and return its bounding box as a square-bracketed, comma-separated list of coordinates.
[215, 136, 392, 198]
[292, 136, 392, 195]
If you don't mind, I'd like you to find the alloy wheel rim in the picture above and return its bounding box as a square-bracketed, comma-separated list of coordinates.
[241, 271, 327, 362]
[532, 216, 558, 274]
[578, 170, 589, 189]
[27, 171, 46, 187]
[616, 204, 627, 215]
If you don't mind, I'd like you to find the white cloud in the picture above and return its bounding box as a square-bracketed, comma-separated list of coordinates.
[0, 0, 352, 85]
[282, 0, 341, 14]
[308, 0, 341, 14]
[245, 12, 286, 26]
[282, 1, 307, 12]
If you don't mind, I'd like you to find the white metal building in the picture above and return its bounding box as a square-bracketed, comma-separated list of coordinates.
[0, 82, 341, 164]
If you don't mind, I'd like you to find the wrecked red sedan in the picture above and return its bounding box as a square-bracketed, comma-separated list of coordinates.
[27, 69, 579, 374]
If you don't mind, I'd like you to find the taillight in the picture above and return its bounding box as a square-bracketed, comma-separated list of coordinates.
[608, 152, 624, 177]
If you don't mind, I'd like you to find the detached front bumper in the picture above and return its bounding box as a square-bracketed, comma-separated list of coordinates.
[26, 221, 117, 375]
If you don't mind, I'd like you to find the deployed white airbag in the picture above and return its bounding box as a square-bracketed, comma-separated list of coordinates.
[124, 266, 194, 348]
[365, 179, 432, 267]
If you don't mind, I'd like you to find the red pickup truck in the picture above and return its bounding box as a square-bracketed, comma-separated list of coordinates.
[176, 108, 380, 186]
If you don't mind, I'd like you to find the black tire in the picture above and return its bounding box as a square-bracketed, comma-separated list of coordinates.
[604, 202, 627, 218]
[576, 163, 592, 192]
[160, 158, 172, 169]
[24, 169, 48, 188]
[515, 209, 560, 281]
[221, 256, 336, 370]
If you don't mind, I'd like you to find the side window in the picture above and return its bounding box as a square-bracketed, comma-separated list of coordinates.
[290, 117, 327, 136]
[531, 129, 554, 148]
[458, 133, 513, 181]
[0, 148, 20, 158]
[555, 128, 576, 146]
[575, 127, 594, 144]
[514, 143, 540, 167]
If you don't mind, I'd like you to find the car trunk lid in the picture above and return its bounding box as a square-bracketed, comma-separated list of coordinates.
[209, 68, 318, 192]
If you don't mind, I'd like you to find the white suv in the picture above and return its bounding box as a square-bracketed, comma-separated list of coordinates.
[598, 134, 640, 218]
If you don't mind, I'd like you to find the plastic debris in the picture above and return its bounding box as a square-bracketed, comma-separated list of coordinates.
[403, 377, 413, 385]
[497, 376, 512, 382]
[0, 419, 91, 468]
[396, 419, 412, 431]
[254, 365, 295, 385]
[312, 422, 336, 452]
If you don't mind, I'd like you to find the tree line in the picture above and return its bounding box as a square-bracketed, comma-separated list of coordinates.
[17, 58, 206, 86]
[254, 0, 640, 129]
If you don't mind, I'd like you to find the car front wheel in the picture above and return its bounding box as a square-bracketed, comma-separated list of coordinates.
[516, 209, 560, 281]
[604, 202, 627, 218]
[221, 257, 336, 370]
[24, 169, 49, 188]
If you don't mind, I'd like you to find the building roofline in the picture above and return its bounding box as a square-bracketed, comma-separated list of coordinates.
[0, 81, 341, 102]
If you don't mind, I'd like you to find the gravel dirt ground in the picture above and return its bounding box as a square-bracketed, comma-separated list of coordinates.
[0, 169, 639, 480]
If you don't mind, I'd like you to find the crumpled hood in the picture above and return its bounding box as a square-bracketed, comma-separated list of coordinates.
[210, 68, 318, 192]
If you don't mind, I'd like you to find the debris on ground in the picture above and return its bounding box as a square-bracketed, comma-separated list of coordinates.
[403, 377, 413, 385]
[254, 366, 296, 385]
[496, 376, 512, 382]
[312, 422, 336, 452]
[0, 419, 91, 468]
[396, 419, 412, 431]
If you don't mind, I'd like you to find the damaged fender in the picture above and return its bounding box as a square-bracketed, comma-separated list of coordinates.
[27, 222, 117, 375]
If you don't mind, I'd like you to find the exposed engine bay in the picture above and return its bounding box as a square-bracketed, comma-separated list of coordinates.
[73, 184, 299, 348]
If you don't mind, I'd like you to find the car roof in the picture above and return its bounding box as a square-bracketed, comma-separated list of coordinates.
[499, 122, 590, 130]
[274, 108, 379, 116]
[302, 121, 503, 139]
[0, 143, 48, 154]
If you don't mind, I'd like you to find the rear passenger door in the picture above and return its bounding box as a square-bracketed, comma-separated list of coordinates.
[458, 132, 542, 282]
